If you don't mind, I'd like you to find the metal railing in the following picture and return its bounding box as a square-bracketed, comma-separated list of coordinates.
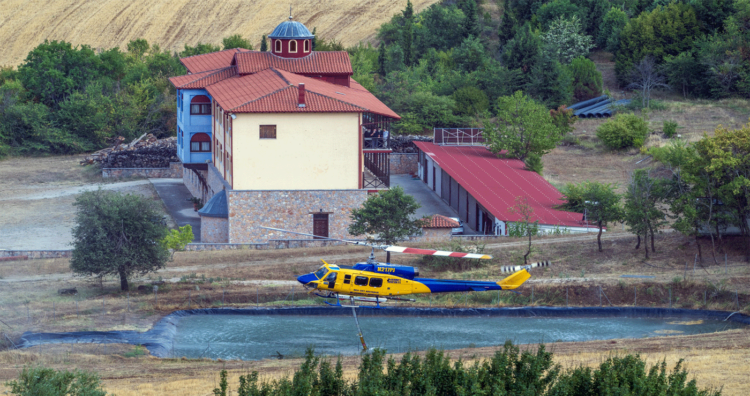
[433, 128, 484, 146]
[363, 151, 390, 188]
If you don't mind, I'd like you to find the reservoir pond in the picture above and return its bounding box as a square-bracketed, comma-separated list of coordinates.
[171, 314, 743, 360]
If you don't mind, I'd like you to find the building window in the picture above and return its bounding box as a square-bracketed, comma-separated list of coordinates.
[260, 125, 277, 139]
[289, 40, 297, 53]
[304, 39, 310, 52]
[190, 133, 211, 152]
[190, 95, 211, 115]
[274, 40, 281, 52]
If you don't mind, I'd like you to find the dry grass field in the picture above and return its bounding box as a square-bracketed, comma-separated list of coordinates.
[0, 0, 438, 67]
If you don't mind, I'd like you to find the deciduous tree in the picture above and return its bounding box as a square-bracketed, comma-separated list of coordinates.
[561, 181, 624, 252]
[348, 186, 428, 263]
[624, 169, 668, 258]
[222, 34, 253, 50]
[509, 196, 537, 264]
[70, 190, 170, 291]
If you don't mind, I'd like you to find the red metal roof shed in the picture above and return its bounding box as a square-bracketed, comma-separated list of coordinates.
[413, 142, 583, 228]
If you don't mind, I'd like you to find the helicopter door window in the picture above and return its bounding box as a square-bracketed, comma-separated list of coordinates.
[343, 274, 351, 284]
[354, 276, 368, 286]
[369, 278, 383, 288]
[325, 272, 337, 289]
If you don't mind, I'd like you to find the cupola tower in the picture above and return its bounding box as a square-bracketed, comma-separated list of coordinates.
[268, 16, 315, 59]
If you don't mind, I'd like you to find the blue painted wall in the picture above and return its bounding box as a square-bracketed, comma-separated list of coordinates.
[176, 89, 213, 164]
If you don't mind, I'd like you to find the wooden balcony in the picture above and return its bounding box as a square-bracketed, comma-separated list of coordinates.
[363, 150, 390, 189]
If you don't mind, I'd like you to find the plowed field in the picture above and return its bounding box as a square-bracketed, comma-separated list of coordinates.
[0, 0, 437, 67]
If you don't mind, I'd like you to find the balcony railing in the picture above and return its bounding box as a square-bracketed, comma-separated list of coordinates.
[363, 151, 390, 188]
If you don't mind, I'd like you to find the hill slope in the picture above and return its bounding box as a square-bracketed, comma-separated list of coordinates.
[0, 0, 436, 67]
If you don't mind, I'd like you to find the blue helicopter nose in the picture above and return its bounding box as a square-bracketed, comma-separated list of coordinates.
[297, 273, 318, 285]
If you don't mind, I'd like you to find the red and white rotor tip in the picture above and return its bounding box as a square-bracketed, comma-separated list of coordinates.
[385, 246, 493, 260]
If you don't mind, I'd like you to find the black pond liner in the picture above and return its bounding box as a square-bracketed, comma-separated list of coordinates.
[18, 307, 750, 358]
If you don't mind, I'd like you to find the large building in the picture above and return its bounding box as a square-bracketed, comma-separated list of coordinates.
[414, 130, 593, 236]
[169, 17, 399, 244]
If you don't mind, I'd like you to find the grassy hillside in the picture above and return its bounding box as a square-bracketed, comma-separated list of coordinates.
[0, 0, 437, 67]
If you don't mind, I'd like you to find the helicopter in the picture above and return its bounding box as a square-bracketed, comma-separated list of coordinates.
[261, 226, 550, 306]
[262, 226, 551, 351]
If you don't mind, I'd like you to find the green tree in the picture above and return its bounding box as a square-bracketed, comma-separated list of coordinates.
[615, 2, 700, 83]
[222, 34, 253, 50]
[541, 16, 594, 65]
[498, 10, 517, 45]
[260, 34, 268, 52]
[126, 38, 150, 60]
[568, 56, 603, 102]
[597, 6, 628, 53]
[70, 190, 170, 291]
[18, 40, 102, 107]
[457, 0, 480, 37]
[596, 112, 649, 150]
[452, 35, 486, 72]
[525, 55, 573, 108]
[535, 0, 581, 29]
[485, 91, 566, 172]
[474, 60, 524, 103]
[664, 50, 708, 98]
[502, 22, 541, 74]
[452, 86, 489, 117]
[162, 224, 194, 258]
[5, 366, 107, 396]
[561, 181, 624, 252]
[624, 169, 668, 258]
[348, 186, 428, 263]
[179, 43, 221, 57]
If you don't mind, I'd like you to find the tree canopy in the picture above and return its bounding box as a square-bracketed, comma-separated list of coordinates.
[561, 181, 623, 252]
[70, 190, 170, 291]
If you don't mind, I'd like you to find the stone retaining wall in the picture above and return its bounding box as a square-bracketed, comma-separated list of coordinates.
[183, 167, 208, 200]
[0, 250, 72, 259]
[227, 189, 368, 243]
[389, 153, 418, 175]
[185, 239, 361, 251]
[206, 163, 231, 201]
[201, 216, 229, 243]
[102, 162, 183, 179]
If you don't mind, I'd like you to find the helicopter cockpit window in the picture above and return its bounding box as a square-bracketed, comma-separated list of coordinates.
[354, 276, 368, 286]
[314, 267, 328, 279]
[369, 278, 383, 288]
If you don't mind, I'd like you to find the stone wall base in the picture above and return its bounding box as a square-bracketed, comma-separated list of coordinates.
[0, 250, 72, 259]
[103, 162, 183, 179]
[201, 216, 229, 243]
[389, 153, 418, 175]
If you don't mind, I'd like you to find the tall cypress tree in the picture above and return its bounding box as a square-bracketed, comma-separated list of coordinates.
[378, 43, 387, 76]
[458, 0, 479, 37]
[401, 0, 415, 67]
[260, 35, 268, 52]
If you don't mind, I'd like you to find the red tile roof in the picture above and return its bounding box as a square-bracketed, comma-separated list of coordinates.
[180, 48, 250, 73]
[233, 51, 352, 75]
[205, 68, 399, 118]
[169, 66, 238, 89]
[413, 142, 583, 228]
[425, 214, 460, 228]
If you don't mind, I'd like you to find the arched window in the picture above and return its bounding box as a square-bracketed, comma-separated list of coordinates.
[289, 40, 297, 53]
[274, 40, 281, 53]
[190, 95, 211, 115]
[190, 133, 211, 152]
[304, 39, 310, 52]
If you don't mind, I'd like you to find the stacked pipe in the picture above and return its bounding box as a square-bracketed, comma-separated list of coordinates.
[571, 97, 632, 118]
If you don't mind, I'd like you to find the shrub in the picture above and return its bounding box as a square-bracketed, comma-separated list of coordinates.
[568, 57, 602, 102]
[596, 113, 649, 150]
[663, 120, 678, 137]
[4, 366, 108, 396]
[451, 86, 489, 116]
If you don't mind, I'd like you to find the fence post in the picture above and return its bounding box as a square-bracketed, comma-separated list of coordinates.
[669, 288, 672, 308]
[634, 286, 637, 306]
[76, 299, 79, 317]
[188, 291, 191, 308]
[153, 285, 158, 306]
[566, 288, 569, 307]
[222, 289, 225, 306]
[256, 287, 259, 308]
[599, 286, 602, 307]
[531, 286, 534, 305]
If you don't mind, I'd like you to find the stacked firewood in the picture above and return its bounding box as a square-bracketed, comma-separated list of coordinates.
[80, 134, 178, 168]
[389, 135, 433, 153]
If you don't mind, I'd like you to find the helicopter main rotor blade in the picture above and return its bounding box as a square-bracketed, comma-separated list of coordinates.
[385, 246, 493, 260]
[259, 226, 387, 249]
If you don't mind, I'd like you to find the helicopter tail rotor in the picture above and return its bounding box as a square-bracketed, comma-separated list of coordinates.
[497, 261, 551, 290]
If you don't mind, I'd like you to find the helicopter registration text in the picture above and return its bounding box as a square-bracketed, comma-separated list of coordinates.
[377, 267, 396, 273]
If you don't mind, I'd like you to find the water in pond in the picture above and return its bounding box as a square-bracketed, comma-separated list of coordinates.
[171, 315, 743, 360]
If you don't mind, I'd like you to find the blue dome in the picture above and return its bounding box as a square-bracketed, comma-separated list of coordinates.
[268, 19, 314, 39]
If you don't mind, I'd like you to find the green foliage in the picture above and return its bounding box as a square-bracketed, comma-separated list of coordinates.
[126, 39, 149, 60]
[525, 54, 573, 108]
[314, 37, 345, 51]
[664, 50, 709, 98]
[598, 6, 628, 52]
[4, 366, 107, 396]
[596, 113, 649, 150]
[213, 369, 228, 396]
[561, 180, 623, 251]
[541, 16, 594, 65]
[260, 34, 268, 52]
[663, 120, 678, 138]
[349, 43, 378, 91]
[162, 225, 194, 255]
[70, 190, 170, 291]
[536, 0, 581, 29]
[550, 105, 577, 136]
[567, 56, 603, 102]
[348, 186, 428, 245]
[451, 85, 489, 117]
[452, 35, 486, 72]
[615, 2, 701, 84]
[502, 22, 541, 74]
[179, 43, 221, 57]
[624, 169, 668, 256]
[485, 91, 566, 166]
[222, 34, 253, 50]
